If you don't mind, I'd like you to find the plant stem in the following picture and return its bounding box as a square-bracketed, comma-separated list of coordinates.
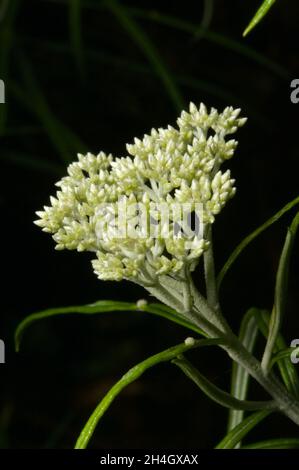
[203, 225, 219, 312]
[141, 265, 299, 426]
[216, 328, 299, 426]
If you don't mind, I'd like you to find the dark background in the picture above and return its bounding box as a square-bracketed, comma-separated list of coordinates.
[1, 0, 299, 449]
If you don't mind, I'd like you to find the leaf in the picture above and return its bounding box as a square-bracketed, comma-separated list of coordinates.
[74, 337, 225, 449]
[271, 347, 299, 367]
[48, 2, 288, 79]
[217, 196, 299, 291]
[68, 0, 85, 75]
[127, 7, 288, 79]
[104, 0, 184, 111]
[258, 310, 299, 398]
[172, 356, 275, 411]
[193, 0, 214, 41]
[215, 410, 272, 449]
[22, 36, 270, 129]
[262, 212, 299, 373]
[15, 300, 205, 352]
[10, 55, 88, 163]
[243, 438, 299, 449]
[227, 308, 259, 446]
[243, 0, 276, 37]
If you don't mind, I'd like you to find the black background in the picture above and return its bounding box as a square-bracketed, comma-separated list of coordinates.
[1, 0, 299, 449]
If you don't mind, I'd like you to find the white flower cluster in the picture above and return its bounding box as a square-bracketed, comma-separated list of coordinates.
[35, 103, 246, 283]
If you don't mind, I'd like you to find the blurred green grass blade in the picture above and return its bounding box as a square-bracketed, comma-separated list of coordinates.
[22, 36, 239, 105]
[217, 195, 299, 291]
[68, 0, 85, 75]
[128, 7, 288, 79]
[1, 150, 63, 175]
[10, 80, 71, 163]
[15, 300, 205, 352]
[193, 0, 214, 41]
[243, 0, 276, 37]
[11, 56, 88, 162]
[243, 438, 299, 449]
[262, 212, 299, 373]
[18, 54, 86, 158]
[25, 37, 270, 130]
[105, 0, 184, 111]
[215, 410, 272, 449]
[255, 310, 299, 398]
[51, 118, 88, 156]
[74, 337, 224, 449]
[172, 356, 275, 411]
[5, 125, 42, 135]
[44, 1, 288, 79]
[227, 308, 259, 444]
[0, 0, 19, 134]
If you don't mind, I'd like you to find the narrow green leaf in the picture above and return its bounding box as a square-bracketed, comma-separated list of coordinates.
[217, 196, 299, 291]
[262, 212, 299, 373]
[252, 310, 299, 399]
[22, 35, 270, 130]
[227, 308, 259, 445]
[193, 0, 214, 41]
[271, 347, 299, 367]
[74, 338, 226, 449]
[243, 0, 276, 37]
[243, 438, 299, 449]
[11, 55, 88, 162]
[127, 7, 288, 79]
[68, 0, 85, 75]
[105, 0, 184, 111]
[44, 1, 288, 78]
[15, 300, 205, 352]
[172, 356, 275, 411]
[215, 410, 272, 449]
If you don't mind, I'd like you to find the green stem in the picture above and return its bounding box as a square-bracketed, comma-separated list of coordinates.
[203, 225, 219, 312]
[141, 267, 299, 427]
[222, 333, 299, 426]
[189, 275, 232, 334]
[151, 282, 299, 426]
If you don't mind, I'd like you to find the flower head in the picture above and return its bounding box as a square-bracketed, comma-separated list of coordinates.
[35, 103, 246, 283]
